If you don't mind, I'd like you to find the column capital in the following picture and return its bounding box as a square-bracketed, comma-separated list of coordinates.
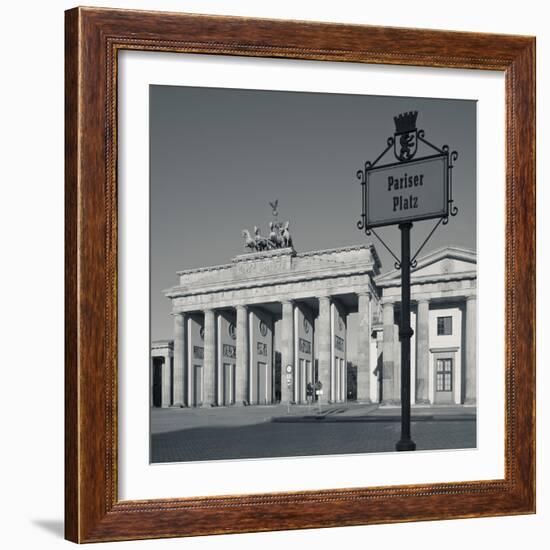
[466, 294, 477, 302]
[416, 298, 430, 305]
[173, 312, 185, 328]
[357, 290, 372, 299]
[235, 304, 248, 312]
[316, 294, 331, 303]
[382, 300, 395, 309]
[280, 298, 294, 306]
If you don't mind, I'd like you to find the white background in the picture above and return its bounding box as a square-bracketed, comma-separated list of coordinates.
[119, 52, 505, 499]
[0, 1, 547, 549]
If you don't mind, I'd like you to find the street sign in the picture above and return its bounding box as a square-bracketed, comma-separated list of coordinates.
[356, 111, 459, 453]
[365, 154, 448, 229]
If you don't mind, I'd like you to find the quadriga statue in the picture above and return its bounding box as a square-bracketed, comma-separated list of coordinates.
[241, 221, 293, 253]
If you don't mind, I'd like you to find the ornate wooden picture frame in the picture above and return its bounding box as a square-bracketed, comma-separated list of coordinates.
[65, 6, 535, 543]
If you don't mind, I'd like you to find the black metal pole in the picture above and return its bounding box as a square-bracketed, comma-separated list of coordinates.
[396, 222, 416, 451]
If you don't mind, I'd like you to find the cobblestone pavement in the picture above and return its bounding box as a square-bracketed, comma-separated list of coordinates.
[151, 404, 476, 463]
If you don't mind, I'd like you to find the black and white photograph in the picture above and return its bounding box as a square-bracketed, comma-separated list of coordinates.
[149, 85, 477, 463]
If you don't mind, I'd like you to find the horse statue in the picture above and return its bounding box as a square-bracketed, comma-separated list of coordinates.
[269, 221, 284, 249]
[242, 229, 256, 252]
[253, 226, 270, 251]
[281, 221, 293, 248]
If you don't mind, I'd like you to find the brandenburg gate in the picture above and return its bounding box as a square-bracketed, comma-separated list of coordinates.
[163, 239, 379, 407]
[153, 220, 477, 409]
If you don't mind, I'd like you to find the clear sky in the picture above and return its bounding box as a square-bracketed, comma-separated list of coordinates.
[150, 85, 476, 344]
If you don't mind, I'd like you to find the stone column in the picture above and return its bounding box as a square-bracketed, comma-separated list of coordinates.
[161, 354, 171, 407]
[235, 305, 249, 405]
[173, 313, 186, 406]
[382, 302, 398, 404]
[203, 309, 216, 406]
[393, 314, 401, 403]
[317, 296, 332, 404]
[281, 300, 294, 404]
[465, 295, 477, 404]
[416, 299, 430, 404]
[356, 292, 372, 403]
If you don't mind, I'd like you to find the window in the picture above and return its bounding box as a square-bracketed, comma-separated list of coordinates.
[436, 358, 453, 392]
[437, 315, 452, 335]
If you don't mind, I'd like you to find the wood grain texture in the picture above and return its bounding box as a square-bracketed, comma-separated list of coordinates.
[64, 6, 536, 543]
[64, 7, 79, 543]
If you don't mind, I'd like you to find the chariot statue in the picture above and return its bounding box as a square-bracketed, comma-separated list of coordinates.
[241, 200, 294, 253]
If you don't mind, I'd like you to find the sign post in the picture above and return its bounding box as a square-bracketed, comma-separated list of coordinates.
[286, 365, 293, 415]
[356, 111, 458, 451]
[396, 221, 415, 451]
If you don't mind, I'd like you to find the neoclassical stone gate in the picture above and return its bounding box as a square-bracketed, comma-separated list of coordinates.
[163, 244, 379, 407]
[152, 244, 476, 408]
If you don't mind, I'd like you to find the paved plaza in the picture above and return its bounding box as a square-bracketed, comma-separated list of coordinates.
[150, 404, 476, 463]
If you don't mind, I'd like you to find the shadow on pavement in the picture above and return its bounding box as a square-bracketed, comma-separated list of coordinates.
[151, 417, 476, 463]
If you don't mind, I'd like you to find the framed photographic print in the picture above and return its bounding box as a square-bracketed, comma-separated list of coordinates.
[65, 7, 536, 543]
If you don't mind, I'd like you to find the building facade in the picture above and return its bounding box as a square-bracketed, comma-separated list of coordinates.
[151, 244, 476, 408]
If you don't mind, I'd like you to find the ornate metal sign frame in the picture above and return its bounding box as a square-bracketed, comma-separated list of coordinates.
[357, 112, 459, 232]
